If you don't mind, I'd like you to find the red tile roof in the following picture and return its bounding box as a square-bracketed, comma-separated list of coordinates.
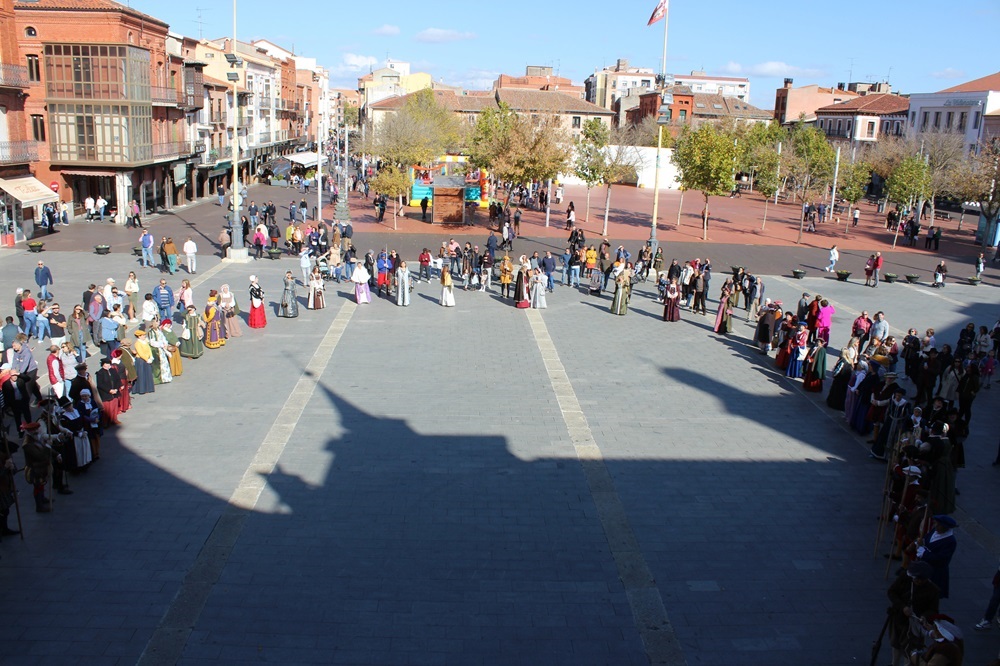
[495, 89, 612, 115]
[369, 90, 497, 114]
[13, 0, 168, 27]
[938, 71, 1000, 93]
[814, 93, 909, 115]
[691, 93, 772, 120]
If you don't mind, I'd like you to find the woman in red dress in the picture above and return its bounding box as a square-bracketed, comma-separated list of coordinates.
[248, 275, 267, 329]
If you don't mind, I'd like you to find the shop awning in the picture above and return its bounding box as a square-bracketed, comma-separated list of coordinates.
[286, 152, 328, 168]
[57, 168, 118, 177]
[0, 176, 60, 207]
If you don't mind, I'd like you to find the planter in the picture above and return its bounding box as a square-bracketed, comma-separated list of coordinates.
[835, 271, 851, 282]
[95, 245, 111, 255]
[791, 269, 806, 279]
[905, 274, 920, 284]
[266, 248, 283, 260]
[132, 246, 143, 257]
[967, 277, 982, 286]
[27, 242, 44, 253]
[884, 273, 898, 284]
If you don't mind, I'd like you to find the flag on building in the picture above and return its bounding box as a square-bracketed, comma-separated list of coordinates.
[647, 0, 667, 25]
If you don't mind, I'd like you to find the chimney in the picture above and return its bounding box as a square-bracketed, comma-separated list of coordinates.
[783, 78, 793, 88]
[837, 82, 845, 91]
[616, 58, 629, 71]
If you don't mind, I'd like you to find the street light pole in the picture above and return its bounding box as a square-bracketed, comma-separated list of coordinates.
[317, 85, 325, 224]
[224, 0, 248, 261]
[648, 0, 670, 257]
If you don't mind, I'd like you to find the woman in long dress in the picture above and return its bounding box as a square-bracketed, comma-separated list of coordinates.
[530, 269, 547, 309]
[396, 261, 412, 307]
[843, 361, 868, 423]
[826, 337, 859, 409]
[351, 262, 372, 304]
[440, 265, 456, 307]
[146, 322, 173, 384]
[662, 278, 681, 322]
[131, 330, 155, 395]
[307, 268, 326, 310]
[803, 341, 827, 392]
[499, 255, 514, 299]
[279, 271, 299, 318]
[610, 268, 630, 316]
[202, 295, 227, 349]
[248, 276, 267, 328]
[111, 344, 135, 412]
[713, 279, 735, 335]
[785, 323, 810, 379]
[159, 319, 184, 377]
[514, 265, 530, 309]
[218, 284, 242, 338]
[180, 305, 205, 358]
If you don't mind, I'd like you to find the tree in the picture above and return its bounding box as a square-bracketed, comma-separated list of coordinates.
[734, 120, 786, 189]
[784, 123, 836, 243]
[838, 161, 872, 224]
[950, 140, 1000, 246]
[369, 165, 410, 230]
[671, 123, 738, 241]
[886, 155, 931, 210]
[343, 105, 359, 129]
[749, 144, 781, 230]
[600, 125, 642, 236]
[573, 118, 609, 224]
[372, 89, 463, 167]
[918, 131, 965, 223]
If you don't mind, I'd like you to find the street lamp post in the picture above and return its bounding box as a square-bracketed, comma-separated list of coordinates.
[223, 0, 249, 262]
[648, 0, 671, 258]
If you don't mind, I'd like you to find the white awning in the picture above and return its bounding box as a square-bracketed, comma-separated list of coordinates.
[286, 152, 328, 168]
[0, 176, 60, 207]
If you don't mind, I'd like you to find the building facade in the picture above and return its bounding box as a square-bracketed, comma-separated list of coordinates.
[814, 93, 909, 149]
[905, 71, 1000, 154]
[773, 79, 858, 125]
[671, 71, 750, 102]
[585, 59, 656, 110]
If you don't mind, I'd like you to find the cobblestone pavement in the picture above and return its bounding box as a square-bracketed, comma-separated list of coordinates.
[1, 191, 999, 665]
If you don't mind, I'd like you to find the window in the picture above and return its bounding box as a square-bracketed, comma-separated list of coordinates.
[571, 116, 581, 128]
[31, 114, 45, 141]
[846, 120, 852, 134]
[910, 111, 916, 126]
[26, 54, 40, 82]
[958, 112, 967, 131]
[678, 109, 686, 120]
[867, 121, 876, 138]
[973, 111, 981, 130]
[933, 111, 941, 129]
[836, 119, 842, 133]
[24, 27, 37, 38]
[945, 111, 953, 129]
[921, 112, 928, 130]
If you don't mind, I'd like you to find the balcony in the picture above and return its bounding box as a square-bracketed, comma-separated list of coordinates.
[151, 85, 184, 106]
[201, 145, 232, 165]
[257, 131, 272, 145]
[0, 140, 39, 164]
[0, 63, 30, 89]
[259, 97, 271, 109]
[152, 140, 191, 160]
[824, 128, 852, 139]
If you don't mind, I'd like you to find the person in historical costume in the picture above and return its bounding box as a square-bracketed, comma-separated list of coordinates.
[159, 319, 184, 377]
[306, 268, 326, 310]
[248, 276, 267, 329]
[146, 323, 173, 385]
[825, 338, 859, 410]
[218, 284, 242, 338]
[279, 272, 299, 318]
[75, 387, 103, 461]
[57, 396, 92, 471]
[663, 278, 681, 322]
[130, 330, 155, 395]
[498, 254, 514, 299]
[886, 561, 940, 666]
[395, 261, 412, 307]
[179, 305, 205, 359]
[610, 268, 630, 316]
[850, 361, 880, 435]
[871, 388, 912, 460]
[350, 261, 372, 304]
[514, 264, 531, 309]
[843, 361, 868, 423]
[440, 265, 456, 307]
[21, 423, 57, 512]
[530, 269, 547, 309]
[202, 295, 227, 350]
[94, 357, 122, 426]
[713, 279, 735, 335]
[916, 514, 958, 599]
[802, 341, 828, 392]
[785, 323, 810, 379]
[111, 344, 135, 413]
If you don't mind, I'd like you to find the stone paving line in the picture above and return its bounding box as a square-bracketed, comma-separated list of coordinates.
[136, 299, 356, 666]
[525, 308, 686, 666]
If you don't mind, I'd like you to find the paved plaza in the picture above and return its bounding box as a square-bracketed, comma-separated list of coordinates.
[1, 188, 1000, 665]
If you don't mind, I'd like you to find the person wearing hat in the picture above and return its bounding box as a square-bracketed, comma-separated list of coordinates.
[886, 560, 940, 666]
[0, 363, 31, 430]
[911, 614, 963, 665]
[109, 346, 133, 414]
[872, 385, 911, 460]
[75, 387, 102, 460]
[867, 371, 902, 449]
[95, 357, 122, 426]
[130, 330, 155, 395]
[916, 515, 958, 599]
[21, 422, 59, 512]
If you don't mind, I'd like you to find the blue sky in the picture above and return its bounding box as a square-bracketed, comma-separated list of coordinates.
[133, 0, 997, 108]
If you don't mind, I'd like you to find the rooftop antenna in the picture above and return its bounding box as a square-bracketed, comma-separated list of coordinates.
[847, 57, 855, 84]
[193, 7, 209, 40]
[886, 67, 892, 83]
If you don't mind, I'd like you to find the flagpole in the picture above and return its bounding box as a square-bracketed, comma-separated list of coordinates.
[660, 1, 669, 80]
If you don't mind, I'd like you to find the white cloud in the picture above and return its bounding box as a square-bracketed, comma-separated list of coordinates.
[447, 68, 500, 90]
[414, 28, 476, 43]
[328, 53, 379, 81]
[723, 60, 825, 79]
[372, 24, 400, 36]
[930, 68, 965, 80]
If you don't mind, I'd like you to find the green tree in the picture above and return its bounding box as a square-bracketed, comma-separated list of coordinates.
[343, 105, 359, 129]
[671, 123, 738, 241]
[949, 140, 1000, 246]
[600, 125, 642, 236]
[372, 89, 463, 167]
[749, 143, 781, 230]
[574, 118, 610, 224]
[369, 165, 410, 229]
[886, 155, 931, 208]
[918, 130, 965, 223]
[838, 161, 872, 225]
[785, 123, 836, 243]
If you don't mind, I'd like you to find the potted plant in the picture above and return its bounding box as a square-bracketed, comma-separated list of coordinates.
[884, 273, 898, 284]
[905, 274, 920, 284]
[266, 247, 283, 260]
[95, 244, 111, 255]
[835, 270, 851, 282]
[791, 269, 806, 279]
[967, 276, 982, 286]
[27, 241, 44, 253]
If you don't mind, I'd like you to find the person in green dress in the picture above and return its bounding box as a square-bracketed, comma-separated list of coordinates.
[179, 305, 205, 359]
[610, 262, 631, 316]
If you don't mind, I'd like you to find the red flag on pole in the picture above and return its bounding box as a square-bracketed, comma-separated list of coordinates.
[647, 0, 666, 25]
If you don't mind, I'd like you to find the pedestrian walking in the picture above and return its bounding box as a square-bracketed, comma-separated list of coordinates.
[825, 245, 839, 272]
[182, 237, 197, 274]
[34, 261, 53, 300]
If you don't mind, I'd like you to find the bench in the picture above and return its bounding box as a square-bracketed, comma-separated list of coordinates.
[934, 211, 952, 221]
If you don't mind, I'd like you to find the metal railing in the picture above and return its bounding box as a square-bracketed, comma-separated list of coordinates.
[0, 140, 38, 164]
[202, 145, 232, 165]
[151, 85, 184, 105]
[259, 96, 271, 109]
[257, 131, 272, 145]
[152, 140, 190, 159]
[0, 63, 30, 88]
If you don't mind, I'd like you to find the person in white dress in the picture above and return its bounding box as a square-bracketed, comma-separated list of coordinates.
[440, 265, 455, 307]
[396, 261, 412, 307]
[351, 263, 372, 304]
[307, 268, 325, 309]
[530, 269, 547, 309]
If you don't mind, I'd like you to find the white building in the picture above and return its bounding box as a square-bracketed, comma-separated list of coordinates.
[906, 71, 1000, 153]
[585, 59, 656, 110]
[671, 71, 750, 102]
